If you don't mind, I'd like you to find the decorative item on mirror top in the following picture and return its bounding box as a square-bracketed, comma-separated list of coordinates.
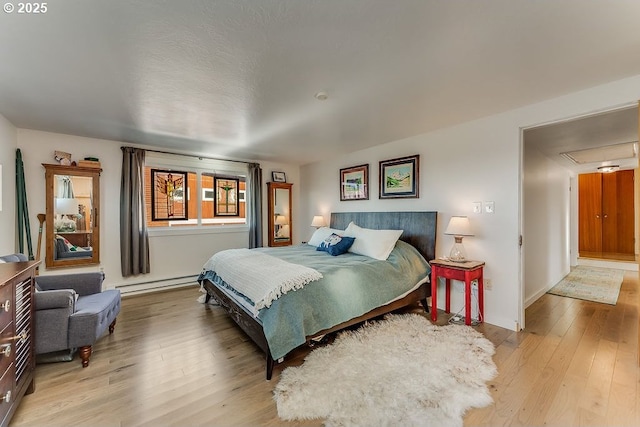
[272, 171, 287, 182]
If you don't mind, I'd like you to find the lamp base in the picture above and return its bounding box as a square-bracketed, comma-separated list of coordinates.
[448, 240, 467, 262]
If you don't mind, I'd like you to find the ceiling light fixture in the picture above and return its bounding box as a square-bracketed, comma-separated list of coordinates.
[314, 91, 328, 101]
[597, 165, 620, 173]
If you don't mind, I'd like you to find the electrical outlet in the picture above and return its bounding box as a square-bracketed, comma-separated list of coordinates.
[484, 279, 492, 290]
[472, 202, 482, 214]
[484, 201, 495, 214]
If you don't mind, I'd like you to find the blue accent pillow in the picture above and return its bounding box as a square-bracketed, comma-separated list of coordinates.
[316, 233, 355, 256]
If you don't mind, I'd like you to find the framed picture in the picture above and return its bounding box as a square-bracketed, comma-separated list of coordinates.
[340, 164, 369, 201]
[214, 176, 240, 216]
[379, 155, 420, 199]
[151, 169, 188, 221]
[272, 171, 287, 182]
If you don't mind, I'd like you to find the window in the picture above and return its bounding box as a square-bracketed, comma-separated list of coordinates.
[144, 153, 248, 229]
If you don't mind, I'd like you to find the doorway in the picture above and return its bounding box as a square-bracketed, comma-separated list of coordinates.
[521, 104, 639, 331]
[578, 169, 635, 262]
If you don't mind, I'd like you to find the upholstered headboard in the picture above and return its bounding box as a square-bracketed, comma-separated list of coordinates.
[330, 211, 437, 262]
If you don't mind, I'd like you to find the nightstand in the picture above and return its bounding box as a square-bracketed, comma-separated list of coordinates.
[430, 259, 485, 325]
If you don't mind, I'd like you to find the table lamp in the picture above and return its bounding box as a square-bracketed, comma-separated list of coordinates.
[55, 198, 79, 232]
[444, 216, 473, 262]
[311, 215, 327, 228]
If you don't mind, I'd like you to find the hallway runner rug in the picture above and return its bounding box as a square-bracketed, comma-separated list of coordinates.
[547, 265, 624, 305]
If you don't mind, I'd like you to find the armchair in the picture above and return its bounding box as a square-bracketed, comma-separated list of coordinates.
[54, 236, 93, 260]
[0, 253, 121, 367]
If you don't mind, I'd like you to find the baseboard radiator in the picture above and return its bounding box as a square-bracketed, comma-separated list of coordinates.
[115, 275, 199, 296]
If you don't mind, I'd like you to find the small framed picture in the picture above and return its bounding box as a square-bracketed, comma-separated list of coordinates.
[379, 155, 420, 199]
[272, 171, 287, 182]
[340, 164, 369, 201]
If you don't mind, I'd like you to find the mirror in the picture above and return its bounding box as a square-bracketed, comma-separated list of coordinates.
[43, 164, 101, 268]
[267, 182, 292, 247]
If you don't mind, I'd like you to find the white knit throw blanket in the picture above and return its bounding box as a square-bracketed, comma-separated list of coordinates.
[202, 249, 323, 310]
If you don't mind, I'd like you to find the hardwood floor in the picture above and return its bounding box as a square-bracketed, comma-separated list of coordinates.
[10, 272, 640, 427]
[579, 252, 637, 263]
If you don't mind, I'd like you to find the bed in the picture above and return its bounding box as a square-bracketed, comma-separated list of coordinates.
[198, 211, 437, 380]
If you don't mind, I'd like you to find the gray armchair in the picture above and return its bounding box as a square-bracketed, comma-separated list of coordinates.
[54, 236, 93, 260]
[0, 253, 121, 367]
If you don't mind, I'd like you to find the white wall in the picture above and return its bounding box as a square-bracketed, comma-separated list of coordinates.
[522, 141, 572, 308]
[16, 129, 300, 293]
[0, 114, 17, 255]
[301, 116, 520, 330]
[301, 74, 640, 331]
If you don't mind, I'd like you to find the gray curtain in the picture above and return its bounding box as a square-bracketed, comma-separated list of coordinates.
[60, 176, 74, 198]
[247, 163, 263, 248]
[120, 147, 150, 276]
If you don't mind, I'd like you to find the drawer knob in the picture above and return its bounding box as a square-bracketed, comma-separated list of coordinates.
[1, 390, 10, 403]
[10, 332, 27, 343]
[0, 344, 10, 358]
[0, 300, 9, 312]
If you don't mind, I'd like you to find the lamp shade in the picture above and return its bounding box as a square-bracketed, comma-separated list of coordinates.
[275, 215, 288, 225]
[311, 215, 327, 228]
[444, 216, 473, 236]
[55, 198, 79, 215]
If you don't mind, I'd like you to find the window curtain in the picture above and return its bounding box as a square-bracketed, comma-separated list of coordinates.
[58, 176, 75, 198]
[247, 163, 263, 248]
[120, 147, 150, 276]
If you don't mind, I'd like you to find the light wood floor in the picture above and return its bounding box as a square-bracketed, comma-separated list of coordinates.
[10, 271, 640, 427]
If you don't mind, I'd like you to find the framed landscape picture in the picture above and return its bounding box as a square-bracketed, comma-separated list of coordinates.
[379, 155, 419, 199]
[340, 164, 369, 201]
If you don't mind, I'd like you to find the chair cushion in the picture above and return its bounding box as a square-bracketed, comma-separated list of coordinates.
[68, 289, 121, 349]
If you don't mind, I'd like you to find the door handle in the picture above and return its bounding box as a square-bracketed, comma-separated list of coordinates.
[596, 214, 600, 219]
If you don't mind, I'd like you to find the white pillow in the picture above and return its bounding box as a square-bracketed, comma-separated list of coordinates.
[308, 227, 345, 247]
[344, 222, 403, 260]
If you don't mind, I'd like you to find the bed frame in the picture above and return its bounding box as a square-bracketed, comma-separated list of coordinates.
[201, 211, 437, 380]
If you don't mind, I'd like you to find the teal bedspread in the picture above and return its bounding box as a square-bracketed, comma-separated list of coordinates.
[199, 240, 430, 360]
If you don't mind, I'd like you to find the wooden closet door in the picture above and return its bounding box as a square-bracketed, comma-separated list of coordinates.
[578, 173, 603, 253]
[602, 169, 635, 255]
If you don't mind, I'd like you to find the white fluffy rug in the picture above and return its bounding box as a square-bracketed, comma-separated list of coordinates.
[274, 314, 497, 427]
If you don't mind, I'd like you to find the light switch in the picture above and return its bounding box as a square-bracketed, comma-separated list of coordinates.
[484, 201, 495, 214]
[472, 202, 482, 214]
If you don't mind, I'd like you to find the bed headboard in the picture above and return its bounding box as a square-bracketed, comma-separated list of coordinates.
[330, 211, 437, 262]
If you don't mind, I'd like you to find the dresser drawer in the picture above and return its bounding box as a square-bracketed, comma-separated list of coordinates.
[0, 324, 13, 380]
[0, 363, 15, 427]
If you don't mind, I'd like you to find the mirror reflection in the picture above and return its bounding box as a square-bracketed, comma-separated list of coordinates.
[53, 174, 94, 260]
[273, 188, 290, 241]
[267, 182, 292, 247]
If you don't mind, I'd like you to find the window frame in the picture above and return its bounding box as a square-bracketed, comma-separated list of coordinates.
[144, 153, 249, 236]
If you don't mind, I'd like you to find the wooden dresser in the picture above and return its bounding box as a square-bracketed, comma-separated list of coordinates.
[0, 261, 38, 427]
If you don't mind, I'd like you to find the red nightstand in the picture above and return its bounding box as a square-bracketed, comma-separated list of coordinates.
[430, 259, 485, 325]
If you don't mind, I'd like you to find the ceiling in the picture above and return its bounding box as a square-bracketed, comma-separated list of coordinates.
[1, 1, 640, 166]
[524, 106, 638, 173]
